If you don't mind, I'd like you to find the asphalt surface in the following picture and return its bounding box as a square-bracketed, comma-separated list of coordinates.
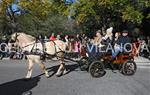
[0, 58, 150, 95]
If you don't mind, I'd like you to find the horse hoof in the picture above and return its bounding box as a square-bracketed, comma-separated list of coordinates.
[56, 73, 62, 77]
[45, 75, 50, 78]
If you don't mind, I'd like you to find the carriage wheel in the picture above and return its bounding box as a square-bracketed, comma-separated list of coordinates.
[78, 57, 89, 71]
[89, 61, 105, 78]
[122, 60, 137, 76]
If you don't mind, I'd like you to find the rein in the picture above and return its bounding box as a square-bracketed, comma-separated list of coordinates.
[21, 42, 36, 49]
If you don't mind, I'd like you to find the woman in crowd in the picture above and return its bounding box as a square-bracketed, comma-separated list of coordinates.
[113, 32, 121, 52]
[93, 30, 103, 46]
[49, 33, 56, 41]
[132, 38, 142, 57]
[101, 27, 113, 52]
[74, 34, 81, 58]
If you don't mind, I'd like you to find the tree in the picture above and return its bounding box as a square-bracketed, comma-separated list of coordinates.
[62, 0, 150, 33]
[17, 12, 72, 37]
[0, 0, 19, 35]
[0, 0, 72, 37]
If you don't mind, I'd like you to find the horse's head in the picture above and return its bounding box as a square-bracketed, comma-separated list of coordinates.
[10, 33, 20, 43]
[8, 33, 21, 52]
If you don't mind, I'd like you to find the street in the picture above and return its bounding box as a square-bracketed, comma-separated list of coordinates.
[0, 58, 150, 95]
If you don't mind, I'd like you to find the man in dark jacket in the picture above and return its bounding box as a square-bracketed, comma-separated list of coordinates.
[112, 30, 132, 59]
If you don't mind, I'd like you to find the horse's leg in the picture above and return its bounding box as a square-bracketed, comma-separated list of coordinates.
[56, 63, 66, 77]
[56, 52, 66, 77]
[26, 59, 33, 79]
[38, 62, 49, 78]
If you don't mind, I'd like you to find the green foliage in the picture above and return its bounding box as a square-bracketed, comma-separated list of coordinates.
[147, 13, 150, 19]
[122, 6, 144, 24]
[63, 0, 150, 32]
[19, 0, 53, 20]
[17, 13, 72, 37]
[0, 0, 76, 37]
[0, 0, 150, 37]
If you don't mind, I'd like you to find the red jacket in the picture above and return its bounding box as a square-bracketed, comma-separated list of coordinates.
[50, 36, 56, 41]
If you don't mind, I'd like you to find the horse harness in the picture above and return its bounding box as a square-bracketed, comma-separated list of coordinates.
[12, 33, 64, 60]
[21, 39, 64, 60]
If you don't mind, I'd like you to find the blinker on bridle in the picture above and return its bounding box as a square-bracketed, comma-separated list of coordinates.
[14, 33, 19, 42]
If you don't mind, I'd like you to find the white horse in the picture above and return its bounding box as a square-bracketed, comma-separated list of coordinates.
[10, 33, 67, 79]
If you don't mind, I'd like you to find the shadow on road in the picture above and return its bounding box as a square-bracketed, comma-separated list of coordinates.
[65, 63, 80, 74]
[45, 63, 79, 77]
[46, 65, 60, 77]
[0, 77, 40, 95]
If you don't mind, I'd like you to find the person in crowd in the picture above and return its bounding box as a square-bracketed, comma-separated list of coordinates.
[39, 35, 42, 40]
[132, 38, 142, 57]
[69, 36, 74, 53]
[81, 33, 87, 43]
[80, 36, 88, 58]
[44, 36, 49, 42]
[56, 34, 61, 40]
[64, 35, 69, 45]
[147, 36, 150, 47]
[74, 34, 81, 58]
[81, 36, 88, 46]
[49, 33, 56, 41]
[139, 37, 150, 58]
[64, 35, 70, 52]
[38, 35, 44, 43]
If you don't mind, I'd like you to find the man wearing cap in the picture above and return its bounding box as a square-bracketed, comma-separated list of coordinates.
[112, 30, 132, 59]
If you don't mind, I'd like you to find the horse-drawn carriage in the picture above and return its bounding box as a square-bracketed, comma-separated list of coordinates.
[79, 45, 137, 78]
[9, 32, 137, 79]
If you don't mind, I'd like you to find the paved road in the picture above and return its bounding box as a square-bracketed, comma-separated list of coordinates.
[0, 59, 149, 95]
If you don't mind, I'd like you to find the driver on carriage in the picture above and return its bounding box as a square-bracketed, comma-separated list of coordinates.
[112, 30, 132, 60]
